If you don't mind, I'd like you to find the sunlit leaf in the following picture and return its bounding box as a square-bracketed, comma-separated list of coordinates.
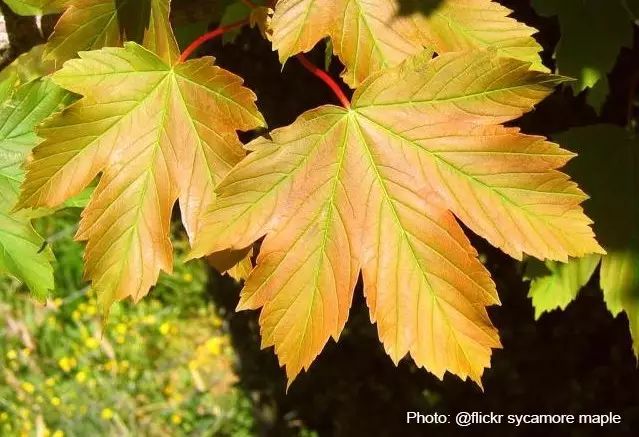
[525, 255, 600, 318]
[191, 50, 602, 384]
[271, 0, 544, 87]
[2, 0, 69, 15]
[18, 43, 265, 311]
[45, 0, 179, 64]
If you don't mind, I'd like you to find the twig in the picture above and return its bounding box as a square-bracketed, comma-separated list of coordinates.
[296, 54, 351, 108]
[179, 19, 249, 63]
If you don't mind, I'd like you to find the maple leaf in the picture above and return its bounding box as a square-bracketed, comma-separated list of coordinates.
[190, 50, 603, 384]
[45, 0, 179, 64]
[0, 68, 18, 105]
[525, 254, 600, 319]
[18, 42, 265, 310]
[2, 0, 70, 15]
[532, 0, 636, 112]
[271, 0, 544, 87]
[0, 78, 71, 298]
[527, 124, 639, 354]
[0, 45, 57, 99]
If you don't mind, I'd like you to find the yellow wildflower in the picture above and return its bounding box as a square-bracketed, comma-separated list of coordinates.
[45, 377, 55, 387]
[52, 430, 64, 437]
[116, 335, 125, 344]
[205, 337, 224, 356]
[170, 393, 184, 404]
[6, 349, 17, 360]
[71, 310, 81, 321]
[53, 298, 63, 307]
[21, 382, 35, 394]
[0, 412, 8, 421]
[159, 322, 171, 336]
[115, 323, 127, 335]
[84, 337, 99, 349]
[58, 357, 77, 372]
[50, 396, 61, 407]
[182, 272, 193, 282]
[86, 304, 97, 316]
[211, 315, 223, 328]
[75, 371, 87, 383]
[171, 414, 183, 425]
[101, 408, 114, 420]
[143, 315, 157, 325]
[104, 360, 117, 371]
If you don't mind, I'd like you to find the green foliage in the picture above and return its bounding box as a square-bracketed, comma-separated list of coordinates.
[0, 211, 256, 436]
[0, 78, 71, 298]
[525, 255, 600, 318]
[2, 0, 68, 15]
[532, 0, 638, 112]
[527, 125, 639, 353]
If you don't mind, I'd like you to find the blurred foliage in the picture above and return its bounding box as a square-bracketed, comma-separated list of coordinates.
[0, 210, 255, 436]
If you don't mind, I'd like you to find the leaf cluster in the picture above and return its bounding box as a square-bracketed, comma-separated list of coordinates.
[0, 0, 631, 388]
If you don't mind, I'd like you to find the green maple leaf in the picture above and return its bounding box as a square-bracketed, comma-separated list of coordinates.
[532, 0, 636, 112]
[0, 78, 71, 298]
[2, 0, 70, 15]
[0, 44, 58, 105]
[527, 124, 639, 354]
[525, 254, 600, 319]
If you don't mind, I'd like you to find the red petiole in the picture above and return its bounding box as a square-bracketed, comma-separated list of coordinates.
[178, 19, 249, 63]
[295, 54, 351, 108]
[178, 4, 351, 108]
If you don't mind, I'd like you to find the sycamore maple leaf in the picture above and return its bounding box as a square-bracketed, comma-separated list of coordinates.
[527, 124, 639, 354]
[0, 78, 71, 298]
[271, 0, 545, 87]
[532, 0, 636, 112]
[190, 50, 603, 385]
[18, 42, 265, 310]
[45, 0, 179, 64]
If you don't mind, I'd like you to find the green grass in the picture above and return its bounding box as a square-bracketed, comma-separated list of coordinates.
[0, 210, 255, 436]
